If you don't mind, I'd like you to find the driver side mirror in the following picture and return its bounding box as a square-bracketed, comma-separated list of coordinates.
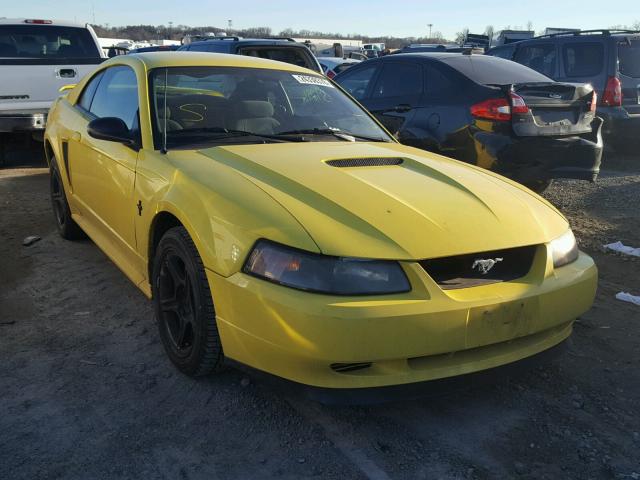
[87, 117, 136, 146]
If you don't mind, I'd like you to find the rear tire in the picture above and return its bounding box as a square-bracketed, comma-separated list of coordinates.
[50, 157, 85, 240]
[523, 179, 552, 193]
[152, 226, 224, 376]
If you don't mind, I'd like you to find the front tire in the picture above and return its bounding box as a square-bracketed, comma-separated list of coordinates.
[50, 157, 85, 240]
[152, 226, 224, 376]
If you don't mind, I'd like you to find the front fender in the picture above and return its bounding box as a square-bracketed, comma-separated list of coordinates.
[137, 149, 319, 279]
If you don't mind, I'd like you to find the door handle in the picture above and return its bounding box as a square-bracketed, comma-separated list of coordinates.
[71, 132, 81, 141]
[57, 68, 77, 78]
[393, 104, 412, 113]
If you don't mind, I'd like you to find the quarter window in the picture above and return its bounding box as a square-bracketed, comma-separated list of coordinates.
[372, 63, 423, 98]
[563, 43, 604, 77]
[77, 71, 104, 111]
[514, 44, 557, 77]
[89, 66, 139, 130]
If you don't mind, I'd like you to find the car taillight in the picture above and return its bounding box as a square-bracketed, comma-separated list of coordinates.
[326, 70, 336, 79]
[509, 91, 529, 114]
[24, 19, 52, 24]
[601, 76, 622, 107]
[470, 98, 511, 121]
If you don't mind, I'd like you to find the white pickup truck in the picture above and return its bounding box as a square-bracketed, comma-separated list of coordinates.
[0, 18, 105, 139]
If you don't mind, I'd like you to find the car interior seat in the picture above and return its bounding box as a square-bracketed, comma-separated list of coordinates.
[234, 100, 280, 134]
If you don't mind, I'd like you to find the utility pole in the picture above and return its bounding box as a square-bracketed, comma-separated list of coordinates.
[427, 23, 433, 39]
[168, 21, 173, 39]
[91, 4, 95, 24]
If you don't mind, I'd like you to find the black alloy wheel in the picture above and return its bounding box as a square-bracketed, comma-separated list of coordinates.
[152, 226, 223, 376]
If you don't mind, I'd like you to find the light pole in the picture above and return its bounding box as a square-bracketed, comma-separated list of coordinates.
[427, 23, 433, 39]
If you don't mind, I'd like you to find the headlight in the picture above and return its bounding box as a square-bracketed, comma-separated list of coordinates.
[550, 230, 579, 268]
[243, 240, 411, 295]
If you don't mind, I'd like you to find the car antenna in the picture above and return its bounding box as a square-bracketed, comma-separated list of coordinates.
[161, 67, 168, 154]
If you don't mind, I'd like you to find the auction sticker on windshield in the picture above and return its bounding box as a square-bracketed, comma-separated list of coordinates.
[292, 74, 334, 88]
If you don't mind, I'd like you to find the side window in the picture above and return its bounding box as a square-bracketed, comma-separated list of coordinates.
[514, 44, 557, 77]
[488, 46, 515, 60]
[337, 64, 377, 100]
[77, 71, 104, 111]
[89, 66, 139, 130]
[424, 65, 455, 97]
[372, 63, 423, 99]
[562, 43, 604, 77]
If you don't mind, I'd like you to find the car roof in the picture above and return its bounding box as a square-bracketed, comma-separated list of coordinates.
[188, 38, 306, 47]
[0, 18, 88, 28]
[119, 51, 318, 74]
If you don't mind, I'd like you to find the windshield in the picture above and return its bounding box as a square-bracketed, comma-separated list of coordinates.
[618, 40, 640, 78]
[149, 66, 392, 149]
[0, 25, 101, 60]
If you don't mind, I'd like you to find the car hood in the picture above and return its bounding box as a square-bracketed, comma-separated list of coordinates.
[197, 142, 568, 260]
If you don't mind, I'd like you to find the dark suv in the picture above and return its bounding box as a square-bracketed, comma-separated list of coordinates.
[486, 30, 640, 151]
[177, 37, 322, 73]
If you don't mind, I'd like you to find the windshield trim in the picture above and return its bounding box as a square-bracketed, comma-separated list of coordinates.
[147, 66, 395, 151]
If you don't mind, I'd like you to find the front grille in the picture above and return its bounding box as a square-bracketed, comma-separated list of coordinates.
[326, 157, 403, 168]
[330, 362, 372, 373]
[419, 245, 537, 290]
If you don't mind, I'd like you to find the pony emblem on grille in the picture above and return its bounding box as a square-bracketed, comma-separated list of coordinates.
[472, 258, 503, 275]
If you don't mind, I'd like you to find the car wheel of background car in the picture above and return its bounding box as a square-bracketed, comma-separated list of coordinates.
[49, 157, 85, 240]
[152, 226, 224, 376]
[524, 179, 553, 193]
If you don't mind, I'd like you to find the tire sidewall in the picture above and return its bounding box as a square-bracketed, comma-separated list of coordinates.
[152, 230, 214, 375]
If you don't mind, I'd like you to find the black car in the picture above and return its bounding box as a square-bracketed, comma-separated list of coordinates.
[334, 53, 603, 192]
[177, 37, 322, 73]
[486, 30, 640, 152]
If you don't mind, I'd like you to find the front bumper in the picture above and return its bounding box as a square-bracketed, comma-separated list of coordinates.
[0, 111, 48, 132]
[473, 118, 604, 183]
[207, 248, 597, 390]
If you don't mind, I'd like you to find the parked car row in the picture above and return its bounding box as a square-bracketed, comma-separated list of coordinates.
[0, 18, 637, 192]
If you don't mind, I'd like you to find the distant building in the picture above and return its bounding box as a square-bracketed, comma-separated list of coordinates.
[493, 30, 535, 46]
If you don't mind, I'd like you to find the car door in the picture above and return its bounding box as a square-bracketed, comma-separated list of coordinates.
[361, 61, 424, 137]
[410, 63, 467, 154]
[66, 65, 141, 271]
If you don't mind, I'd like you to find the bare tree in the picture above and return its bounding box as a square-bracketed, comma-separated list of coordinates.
[455, 27, 469, 45]
[526, 20, 533, 32]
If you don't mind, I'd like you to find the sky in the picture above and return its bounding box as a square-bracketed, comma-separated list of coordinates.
[2, 0, 638, 40]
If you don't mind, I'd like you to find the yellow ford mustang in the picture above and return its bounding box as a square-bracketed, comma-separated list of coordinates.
[44, 52, 597, 397]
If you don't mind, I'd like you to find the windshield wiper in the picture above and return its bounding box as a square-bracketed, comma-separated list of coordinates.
[168, 127, 306, 143]
[274, 128, 388, 142]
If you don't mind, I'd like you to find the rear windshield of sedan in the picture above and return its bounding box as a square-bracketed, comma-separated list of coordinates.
[0, 25, 100, 59]
[618, 40, 640, 78]
[148, 66, 392, 149]
[442, 55, 552, 85]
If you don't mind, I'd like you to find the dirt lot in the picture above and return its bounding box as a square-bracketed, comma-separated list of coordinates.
[1, 140, 639, 480]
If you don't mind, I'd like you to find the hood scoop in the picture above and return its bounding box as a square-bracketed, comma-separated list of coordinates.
[326, 157, 404, 168]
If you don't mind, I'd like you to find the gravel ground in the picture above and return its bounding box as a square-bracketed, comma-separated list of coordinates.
[1, 141, 639, 480]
